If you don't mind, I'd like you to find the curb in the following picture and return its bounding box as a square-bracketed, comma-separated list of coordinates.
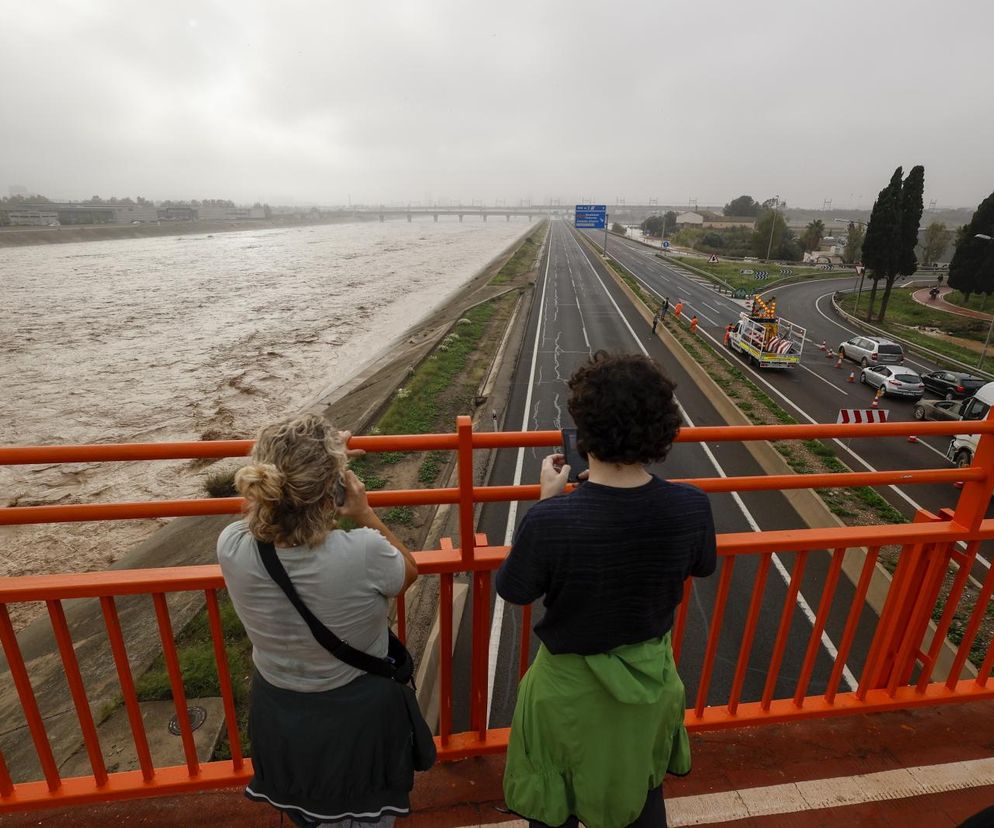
[579, 231, 971, 682]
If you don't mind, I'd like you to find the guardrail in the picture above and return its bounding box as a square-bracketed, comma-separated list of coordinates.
[830, 291, 994, 380]
[2, 414, 994, 812]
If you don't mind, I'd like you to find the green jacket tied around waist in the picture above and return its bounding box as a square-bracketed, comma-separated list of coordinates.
[504, 632, 691, 828]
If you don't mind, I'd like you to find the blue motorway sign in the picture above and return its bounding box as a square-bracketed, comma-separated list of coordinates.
[574, 204, 607, 229]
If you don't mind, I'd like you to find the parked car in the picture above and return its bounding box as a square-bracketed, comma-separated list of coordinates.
[947, 383, 994, 468]
[913, 399, 965, 421]
[920, 370, 986, 401]
[838, 336, 904, 367]
[859, 365, 924, 399]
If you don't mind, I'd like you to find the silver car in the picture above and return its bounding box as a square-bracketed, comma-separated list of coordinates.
[838, 336, 904, 367]
[859, 365, 924, 399]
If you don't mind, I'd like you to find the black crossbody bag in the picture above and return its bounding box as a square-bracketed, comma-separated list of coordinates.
[256, 539, 415, 687]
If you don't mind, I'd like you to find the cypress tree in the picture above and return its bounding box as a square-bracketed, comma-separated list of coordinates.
[949, 191, 994, 302]
[861, 167, 902, 321]
[877, 165, 925, 322]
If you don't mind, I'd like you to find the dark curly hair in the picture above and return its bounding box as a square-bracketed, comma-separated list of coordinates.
[567, 351, 682, 465]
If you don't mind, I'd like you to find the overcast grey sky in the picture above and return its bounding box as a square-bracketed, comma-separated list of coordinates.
[2, 0, 993, 209]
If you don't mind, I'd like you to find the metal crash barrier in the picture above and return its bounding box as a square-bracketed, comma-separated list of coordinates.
[1, 413, 994, 812]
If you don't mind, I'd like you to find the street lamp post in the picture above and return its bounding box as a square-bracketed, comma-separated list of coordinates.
[975, 234, 993, 370]
[764, 196, 780, 262]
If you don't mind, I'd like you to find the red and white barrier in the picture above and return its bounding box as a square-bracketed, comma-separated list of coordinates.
[836, 409, 889, 424]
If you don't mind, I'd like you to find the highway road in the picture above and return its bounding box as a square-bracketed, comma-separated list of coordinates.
[451, 220, 884, 732]
[595, 233, 994, 580]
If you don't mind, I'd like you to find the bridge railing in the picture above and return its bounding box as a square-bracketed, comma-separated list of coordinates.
[1, 414, 994, 812]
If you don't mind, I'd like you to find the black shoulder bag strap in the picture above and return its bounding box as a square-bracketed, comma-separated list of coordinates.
[256, 539, 398, 680]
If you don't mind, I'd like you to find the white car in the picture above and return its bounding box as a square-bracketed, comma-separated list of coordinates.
[859, 365, 924, 399]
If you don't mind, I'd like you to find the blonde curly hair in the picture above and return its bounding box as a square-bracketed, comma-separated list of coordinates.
[235, 413, 349, 547]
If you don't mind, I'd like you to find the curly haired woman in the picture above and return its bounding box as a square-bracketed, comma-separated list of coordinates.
[497, 352, 717, 828]
[217, 413, 429, 827]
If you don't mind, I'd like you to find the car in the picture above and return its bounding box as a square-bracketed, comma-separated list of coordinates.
[946, 383, 994, 468]
[859, 365, 924, 398]
[838, 336, 904, 367]
[913, 398, 964, 421]
[920, 370, 986, 401]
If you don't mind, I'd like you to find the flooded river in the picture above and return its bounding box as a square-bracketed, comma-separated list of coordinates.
[0, 219, 532, 612]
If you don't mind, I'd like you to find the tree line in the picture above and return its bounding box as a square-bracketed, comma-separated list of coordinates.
[857, 164, 993, 322]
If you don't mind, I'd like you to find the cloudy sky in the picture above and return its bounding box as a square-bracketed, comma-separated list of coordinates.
[2, 0, 993, 209]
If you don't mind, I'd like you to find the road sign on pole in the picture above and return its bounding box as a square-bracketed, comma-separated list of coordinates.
[574, 204, 607, 229]
[708, 254, 719, 263]
[662, 240, 671, 250]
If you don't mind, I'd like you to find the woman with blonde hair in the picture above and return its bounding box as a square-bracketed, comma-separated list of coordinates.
[217, 413, 433, 827]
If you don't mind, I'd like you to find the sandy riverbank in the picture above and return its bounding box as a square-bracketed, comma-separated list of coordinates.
[0, 214, 378, 247]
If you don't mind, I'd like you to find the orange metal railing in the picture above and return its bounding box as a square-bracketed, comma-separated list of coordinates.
[2, 414, 994, 812]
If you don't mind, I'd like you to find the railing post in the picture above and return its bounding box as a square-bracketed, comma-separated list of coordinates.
[950, 406, 994, 532]
[456, 415, 476, 567]
[456, 415, 490, 737]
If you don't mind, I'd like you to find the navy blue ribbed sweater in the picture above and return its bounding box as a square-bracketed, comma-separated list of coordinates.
[495, 475, 716, 655]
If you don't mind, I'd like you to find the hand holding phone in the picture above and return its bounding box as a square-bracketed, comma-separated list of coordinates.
[561, 427, 589, 484]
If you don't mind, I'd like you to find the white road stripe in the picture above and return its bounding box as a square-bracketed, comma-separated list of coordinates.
[812, 291, 932, 371]
[702, 301, 721, 314]
[646, 272, 992, 582]
[458, 756, 994, 826]
[798, 363, 850, 395]
[571, 230, 858, 691]
[486, 221, 555, 725]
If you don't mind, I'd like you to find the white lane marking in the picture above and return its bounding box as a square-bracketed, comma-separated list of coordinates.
[679, 302, 718, 326]
[571, 230, 859, 691]
[486, 221, 555, 725]
[798, 363, 850, 395]
[813, 292, 932, 372]
[702, 301, 721, 314]
[598, 241, 992, 584]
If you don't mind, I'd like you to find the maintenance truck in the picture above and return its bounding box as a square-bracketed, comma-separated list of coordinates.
[726, 298, 806, 369]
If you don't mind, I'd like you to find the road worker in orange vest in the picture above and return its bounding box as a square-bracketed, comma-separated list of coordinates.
[723, 323, 733, 345]
[673, 301, 684, 319]
[690, 315, 699, 334]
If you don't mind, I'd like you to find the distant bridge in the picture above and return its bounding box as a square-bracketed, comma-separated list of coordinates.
[335, 206, 566, 222]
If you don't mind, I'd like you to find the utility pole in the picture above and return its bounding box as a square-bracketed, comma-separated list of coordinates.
[765, 195, 781, 262]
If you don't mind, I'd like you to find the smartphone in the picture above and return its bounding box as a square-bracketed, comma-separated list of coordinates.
[333, 477, 347, 508]
[561, 427, 589, 483]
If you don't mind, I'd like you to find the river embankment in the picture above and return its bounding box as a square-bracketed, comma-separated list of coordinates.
[0, 214, 377, 248]
[0, 219, 537, 630]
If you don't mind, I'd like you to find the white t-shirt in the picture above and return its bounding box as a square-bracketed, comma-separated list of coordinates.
[217, 520, 406, 692]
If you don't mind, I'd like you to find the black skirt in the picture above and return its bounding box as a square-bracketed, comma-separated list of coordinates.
[245, 670, 435, 823]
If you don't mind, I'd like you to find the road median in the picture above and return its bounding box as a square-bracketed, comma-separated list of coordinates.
[574, 228, 979, 680]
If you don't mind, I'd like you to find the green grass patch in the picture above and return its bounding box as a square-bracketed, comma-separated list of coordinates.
[382, 506, 415, 526]
[417, 450, 447, 485]
[671, 256, 833, 292]
[943, 290, 994, 313]
[376, 302, 497, 436]
[490, 222, 548, 285]
[134, 591, 253, 759]
[837, 289, 989, 368]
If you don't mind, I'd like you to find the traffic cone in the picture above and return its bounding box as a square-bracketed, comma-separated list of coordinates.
[847, 371, 855, 383]
[818, 341, 826, 351]
[907, 435, 918, 443]
[871, 397, 878, 409]
[834, 355, 843, 368]
[825, 347, 834, 358]
[954, 481, 964, 489]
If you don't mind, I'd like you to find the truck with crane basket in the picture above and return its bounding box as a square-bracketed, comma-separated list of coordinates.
[726, 294, 806, 369]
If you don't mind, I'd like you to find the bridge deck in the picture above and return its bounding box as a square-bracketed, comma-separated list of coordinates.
[3, 699, 991, 827]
